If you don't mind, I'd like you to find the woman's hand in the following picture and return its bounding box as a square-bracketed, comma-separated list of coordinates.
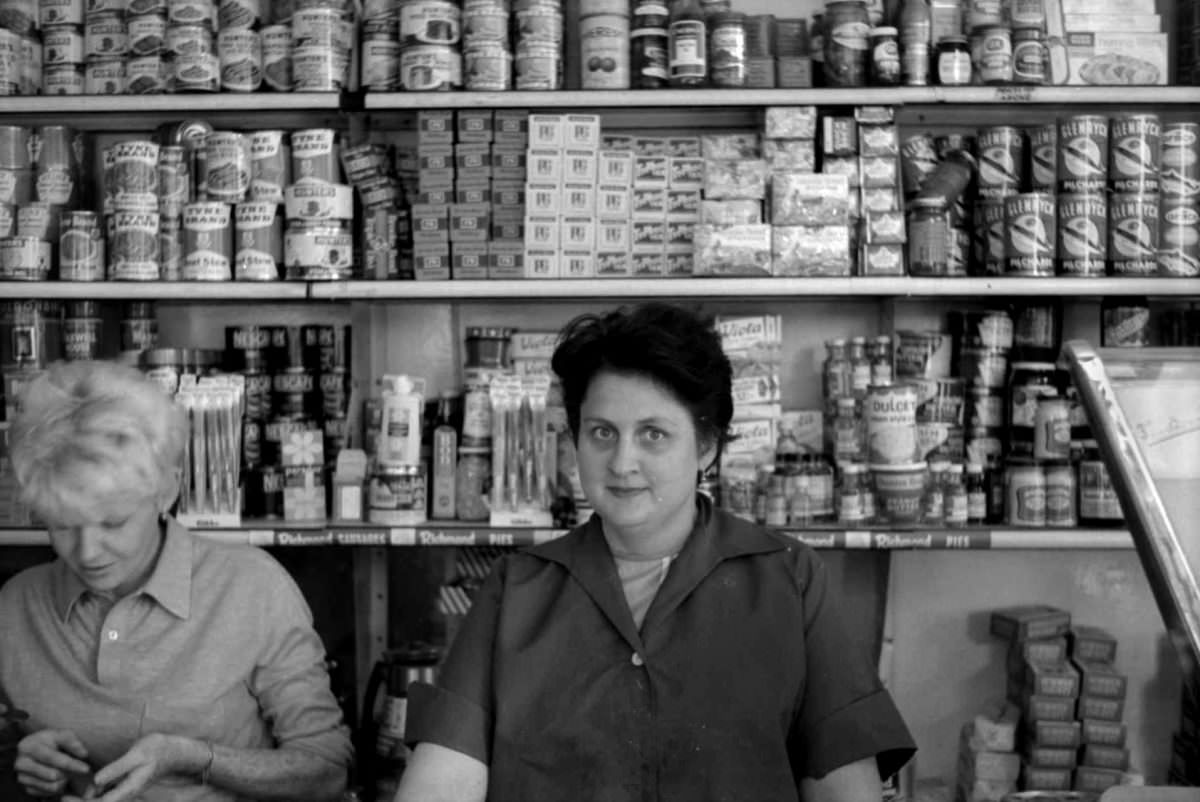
[13, 728, 92, 797]
[65, 732, 205, 802]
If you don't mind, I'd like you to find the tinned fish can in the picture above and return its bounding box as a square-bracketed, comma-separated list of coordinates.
[106, 139, 160, 213]
[1056, 192, 1106, 277]
[283, 222, 353, 279]
[515, 43, 561, 89]
[157, 144, 189, 218]
[84, 12, 128, 60]
[235, 200, 282, 280]
[292, 7, 355, 50]
[1028, 123, 1056, 191]
[360, 37, 400, 91]
[399, 43, 461, 90]
[37, 126, 81, 206]
[461, 0, 508, 49]
[398, 0, 461, 46]
[580, 12, 630, 89]
[43, 64, 86, 94]
[1160, 122, 1199, 201]
[204, 130, 251, 203]
[292, 45, 350, 91]
[368, 463, 427, 525]
[41, 0, 85, 27]
[865, 382, 920, 464]
[260, 23, 292, 90]
[84, 57, 125, 93]
[250, 131, 291, 202]
[63, 300, 102, 361]
[181, 201, 232, 280]
[169, 53, 220, 92]
[1004, 191, 1055, 276]
[168, 0, 217, 27]
[1108, 192, 1159, 276]
[462, 45, 512, 91]
[58, 210, 105, 280]
[127, 13, 166, 56]
[126, 54, 169, 93]
[1108, 113, 1160, 194]
[1058, 114, 1108, 193]
[1158, 200, 1200, 277]
[42, 25, 85, 64]
[157, 215, 183, 280]
[290, 129, 339, 183]
[976, 125, 1025, 199]
[0, 236, 50, 280]
[218, 28, 262, 91]
[107, 210, 161, 280]
[166, 22, 214, 58]
[217, 0, 259, 29]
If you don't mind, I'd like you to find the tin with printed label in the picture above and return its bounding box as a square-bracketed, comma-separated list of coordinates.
[1158, 200, 1200, 277]
[1160, 122, 1199, 201]
[462, 45, 511, 90]
[368, 464, 427, 525]
[59, 210, 105, 280]
[157, 216, 183, 280]
[181, 201, 232, 280]
[515, 43, 560, 89]
[462, 0, 508, 48]
[292, 45, 350, 91]
[1004, 192, 1055, 276]
[44, 64, 85, 94]
[85, 57, 125, 93]
[217, 0, 259, 29]
[1056, 192, 1106, 277]
[284, 222, 353, 279]
[84, 13, 128, 59]
[157, 145, 189, 218]
[169, 52, 220, 91]
[218, 28, 262, 91]
[1006, 459, 1046, 527]
[248, 130, 290, 202]
[977, 125, 1025, 200]
[204, 130, 251, 203]
[1058, 115, 1108, 193]
[127, 13, 165, 56]
[1108, 192, 1158, 276]
[41, 0, 84, 27]
[0, 236, 50, 280]
[43, 25, 85, 64]
[399, 0, 461, 46]
[400, 43, 460, 90]
[126, 55, 169, 93]
[290, 129, 339, 183]
[361, 38, 400, 90]
[581, 12, 630, 88]
[261, 24, 293, 90]
[235, 200, 282, 280]
[109, 210, 161, 280]
[1108, 113, 1161, 194]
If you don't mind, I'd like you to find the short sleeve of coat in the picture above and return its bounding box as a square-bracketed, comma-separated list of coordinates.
[787, 551, 915, 782]
[405, 556, 506, 763]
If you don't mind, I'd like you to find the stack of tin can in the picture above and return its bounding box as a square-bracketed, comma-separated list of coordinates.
[216, 0, 263, 91]
[0, 125, 85, 280]
[358, 0, 399, 90]
[41, 0, 83, 94]
[462, 0, 511, 90]
[226, 323, 351, 518]
[399, 0, 462, 91]
[513, 0, 562, 89]
[291, 0, 353, 91]
[283, 127, 353, 279]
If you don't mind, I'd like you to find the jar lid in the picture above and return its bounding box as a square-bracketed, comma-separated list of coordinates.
[869, 26, 896, 36]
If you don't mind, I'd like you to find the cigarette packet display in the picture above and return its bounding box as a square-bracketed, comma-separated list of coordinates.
[1021, 766, 1072, 792]
[693, 224, 772, 276]
[1073, 766, 1124, 794]
[763, 139, 816, 172]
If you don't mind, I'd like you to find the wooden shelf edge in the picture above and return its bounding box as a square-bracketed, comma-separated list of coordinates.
[0, 281, 310, 300]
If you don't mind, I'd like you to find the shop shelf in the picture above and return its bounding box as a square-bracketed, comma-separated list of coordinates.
[0, 281, 310, 301]
[310, 277, 1200, 302]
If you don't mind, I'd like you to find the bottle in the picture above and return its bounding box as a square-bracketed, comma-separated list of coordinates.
[924, 460, 947, 525]
[899, 0, 930, 85]
[965, 462, 987, 525]
[810, 454, 836, 523]
[943, 463, 968, 526]
[631, 0, 671, 88]
[823, 338, 851, 409]
[849, 336, 871, 398]
[668, 0, 707, 86]
[430, 392, 458, 520]
[838, 463, 866, 524]
[869, 334, 893, 386]
[765, 473, 789, 527]
[809, 13, 825, 87]
[832, 397, 865, 464]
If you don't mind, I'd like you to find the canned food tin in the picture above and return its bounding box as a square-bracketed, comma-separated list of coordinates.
[462, 45, 511, 90]
[965, 386, 1004, 428]
[895, 330, 952, 379]
[899, 132, 938, 196]
[1010, 27, 1044, 84]
[168, 0, 216, 26]
[462, 1, 508, 48]
[362, 15, 398, 40]
[17, 202, 60, 241]
[84, 56, 125, 93]
[1058, 115, 1108, 193]
[292, 7, 354, 50]
[1108, 192, 1158, 276]
[865, 382, 920, 464]
[166, 23, 214, 57]
[218, 28, 262, 91]
[0, 167, 34, 204]
[129, 0, 168, 13]
[0, 236, 50, 279]
[120, 301, 158, 350]
[870, 462, 927, 525]
[400, 43, 461, 90]
[204, 130, 251, 203]
[745, 56, 775, 87]
[1027, 123, 1056, 192]
[1101, 296, 1150, 348]
[106, 140, 159, 213]
[515, 1, 562, 45]
[1004, 191, 1055, 276]
[1108, 113, 1161, 194]
[157, 145, 188, 218]
[290, 129, 339, 183]
[283, 223, 353, 279]
[581, 13, 630, 88]
[1056, 192, 1106, 277]
[975, 25, 1011, 84]
[368, 464, 427, 525]
[126, 54, 169, 93]
[1008, 360, 1059, 457]
[43, 64, 85, 94]
[109, 210, 160, 280]
[157, 216, 182, 280]
[18, 34, 42, 97]
[1160, 122, 1199, 201]
[235, 200, 282, 280]
[41, 0, 84, 27]
[1158, 201, 1200, 277]
[292, 44, 348, 90]
[62, 306, 101, 361]
[248, 130, 290, 202]
[1033, 396, 1071, 460]
[399, 0, 461, 46]
[181, 201, 232, 280]
[169, 52, 220, 91]
[127, 13, 165, 56]
[43, 25, 85, 64]
[284, 181, 353, 222]
[59, 210, 104, 279]
[516, 42, 561, 89]
[959, 347, 1008, 389]
[85, 13, 128, 59]
[1006, 460, 1045, 527]
[977, 125, 1025, 200]
[360, 38, 400, 90]
[261, 24, 293, 90]
[217, 0, 259, 29]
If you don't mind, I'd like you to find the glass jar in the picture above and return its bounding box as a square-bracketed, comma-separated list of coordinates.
[907, 197, 950, 276]
[924, 460, 947, 525]
[849, 336, 871, 398]
[1011, 27, 1045, 84]
[668, 0, 707, 86]
[965, 462, 987, 524]
[838, 463, 867, 524]
[823, 337, 850, 409]
[870, 334, 893, 385]
[709, 11, 747, 87]
[823, 0, 870, 87]
[943, 462, 968, 525]
[868, 25, 900, 86]
[464, 326, 513, 369]
[936, 35, 970, 85]
[454, 447, 491, 521]
[1078, 440, 1123, 526]
[631, 1, 670, 88]
[975, 25, 1012, 85]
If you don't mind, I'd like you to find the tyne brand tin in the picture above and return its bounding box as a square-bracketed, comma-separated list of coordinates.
[234, 200, 282, 280]
[249, 130, 291, 202]
[181, 200, 232, 280]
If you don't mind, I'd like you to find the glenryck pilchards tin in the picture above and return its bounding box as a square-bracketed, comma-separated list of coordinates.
[1057, 114, 1108, 193]
[1056, 192, 1106, 277]
[976, 125, 1025, 199]
[1108, 192, 1158, 276]
[1158, 200, 1200, 277]
[1108, 113, 1160, 194]
[290, 128, 340, 183]
[1160, 122, 1199, 201]
[1004, 192, 1055, 276]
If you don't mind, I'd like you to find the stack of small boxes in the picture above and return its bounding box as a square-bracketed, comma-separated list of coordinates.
[403, 109, 530, 280]
[523, 114, 604, 278]
[694, 132, 770, 276]
[766, 105, 850, 277]
[990, 605, 1133, 797]
[957, 702, 1021, 802]
[341, 143, 405, 280]
[820, 107, 906, 277]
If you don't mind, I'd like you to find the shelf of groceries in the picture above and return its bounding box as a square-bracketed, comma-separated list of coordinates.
[0, 88, 1195, 121]
[0, 522, 1134, 550]
[2, 277, 1199, 301]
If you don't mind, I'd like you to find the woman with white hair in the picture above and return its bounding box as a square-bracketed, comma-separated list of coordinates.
[0, 360, 352, 801]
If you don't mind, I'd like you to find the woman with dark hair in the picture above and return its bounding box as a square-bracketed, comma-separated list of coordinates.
[396, 302, 915, 802]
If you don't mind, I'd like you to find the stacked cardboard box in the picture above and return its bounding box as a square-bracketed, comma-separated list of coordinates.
[1069, 625, 1131, 795]
[956, 702, 1021, 802]
[524, 114, 603, 278]
[694, 132, 771, 276]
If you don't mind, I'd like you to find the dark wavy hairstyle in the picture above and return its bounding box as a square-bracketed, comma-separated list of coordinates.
[551, 302, 734, 470]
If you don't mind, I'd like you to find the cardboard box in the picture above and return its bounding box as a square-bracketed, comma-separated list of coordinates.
[669, 157, 704, 188]
[971, 702, 1020, 753]
[1073, 766, 1123, 794]
[667, 188, 702, 219]
[1062, 0, 1154, 14]
[598, 149, 635, 185]
[665, 219, 695, 249]
[770, 172, 850, 226]
[562, 114, 601, 149]
[1066, 32, 1168, 85]
[1074, 659, 1127, 699]
[493, 110, 528, 145]
[634, 136, 669, 155]
[665, 248, 693, 276]
[417, 169, 455, 192]
[560, 217, 595, 251]
[634, 155, 670, 187]
[631, 218, 666, 248]
[1021, 766, 1072, 792]
[694, 224, 772, 276]
[524, 248, 558, 278]
[283, 464, 325, 521]
[491, 146, 527, 182]
[413, 244, 451, 280]
[1081, 719, 1127, 747]
[419, 144, 454, 171]
[597, 219, 630, 252]
[449, 203, 489, 243]
[990, 605, 1072, 642]
[527, 149, 562, 184]
[560, 183, 596, 217]
[1024, 660, 1081, 698]
[1064, 14, 1161, 32]
[764, 105, 818, 140]
[1070, 626, 1118, 663]
[528, 114, 564, 148]
[410, 203, 450, 244]
[563, 149, 598, 184]
[489, 241, 524, 278]
[492, 182, 525, 210]
[455, 143, 491, 173]
[1022, 692, 1076, 722]
[417, 110, 454, 144]
[490, 215, 524, 241]
[596, 249, 632, 277]
[451, 242, 488, 279]
[764, 138, 816, 171]
[704, 158, 768, 200]
[631, 245, 667, 276]
[860, 243, 905, 276]
[525, 184, 560, 216]
[560, 249, 593, 278]
[667, 136, 702, 158]
[1023, 745, 1077, 769]
[1024, 719, 1082, 749]
[597, 185, 631, 219]
[1080, 744, 1129, 771]
[524, 216, 559, 249]
[457, 110, 493, 143]
[1077, 694, 1124, 722]
[958, 726, 1020, 782]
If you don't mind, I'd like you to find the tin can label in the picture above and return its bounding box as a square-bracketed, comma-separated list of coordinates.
[1056, 192, 1106, 277]
[1006, 465, 1045, 526]
[110, 211, 160, 279]
[127, 14, 165, 56]
[168, 0, 216, 26]
[17, 202, 57, 239]
[0, 168, 33, 204]
[284, 181, 353, 221]
[462, 45, 510, 90]
[85, 58, 125, 94]
[976, 26, 1011, 83]
[182, 201, 231, 280]
[217, 29, 261, 91]
[1108, 193, 1158, 275]
[106, 140, 159, 213]
[1160, 123, 1199, 200]
[462, 3, 507, 47]
[157, 217, 182, 280]
[399, 0, 461, 45]
[235, 200, 281, 280]
[284, 228, 353, 273]
[515, 44, 559, 89]
[400, 43, 460, 90]
[0, 203, 15, 237]
[166, 23, 213, 57]
[85, 14, 128, 58]
[62, 316, 101, 360]
[0, 236, 49, 279]
[1004, 192, 1055, 276]
[1158, 202, 1200, 277]
[977, 126, 1025, 199]
[43, 26, 85, 64]
[1109, 114, 1161, 193]
[292, 8, 354, 50]
[361, 39, 400, 89]
[290, 129, 338, 182]
[1058, 115, 1108, 193]
[41, 0, 84, 27]
[246, 132, 290, 203]
[261, 24, 293, 90]
[169, 53, 220, 91]
[204, 131, 251, 203]
[581, 14, 629, 89]
[44, 65, 85, 94]
[217, 0, 259, 29]
[59, 213, 105, 279]
[865, 383, 920, 464]
[126, 55, 168, 94]
[1029, 123, 1056, 191]
[516, 4, 562, 44]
